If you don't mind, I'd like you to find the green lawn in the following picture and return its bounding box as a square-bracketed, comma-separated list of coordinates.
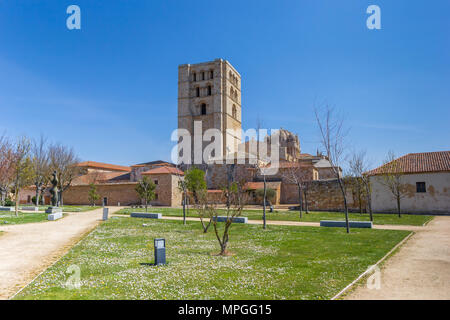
[15, 217, 410, 300]
[0, 206, 100, 225]
[35, 205, 101, 212]
[117, 207, 433, 226]
[0, 212, 66, 225]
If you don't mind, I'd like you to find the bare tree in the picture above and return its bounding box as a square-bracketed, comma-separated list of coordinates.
[48, 143, 81, 206]
[252, 160, 270, 229]
[314, 105, 350, 233]
[31, 135, 50, 207]
[0, 135, 15, 206]
[11, 137, 33, 216]
[185, 167, 211, 233]
[348, 150, 373, 221]
[175, 164, 188, 225]
[208, 166, 248, 255]
[380, 151, 407, 218]
[303, 180, 310, 214]
[281, 163, 312, 219]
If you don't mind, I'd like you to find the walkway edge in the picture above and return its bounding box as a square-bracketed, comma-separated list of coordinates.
[331, 231, 415, 300]
[8, 218, 104, 300]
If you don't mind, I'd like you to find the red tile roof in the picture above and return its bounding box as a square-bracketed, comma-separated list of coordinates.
[72, 172, 130, 186]
[366, 151, 450, 176]
[142, 166, 184, 176]
[77, 161, 131, 172]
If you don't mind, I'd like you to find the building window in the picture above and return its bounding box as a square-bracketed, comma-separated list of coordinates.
[201, 103, 207, 115]
[202, 72, 205, 81]
[154, 180, 158, 185]
[232, 104, 237, 119]
[416, 182, 426, 193]
[207, 86, 212, 96]
[196, 87, 200, 97]
[210, 70, 214, 79]
[193, 73, 197, 82]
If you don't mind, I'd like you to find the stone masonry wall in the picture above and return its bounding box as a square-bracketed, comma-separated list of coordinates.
[281, 179, 367, 212]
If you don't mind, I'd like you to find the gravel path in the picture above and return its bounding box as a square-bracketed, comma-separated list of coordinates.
[0, 207, 122, 300]
[345, 215, 450, 300]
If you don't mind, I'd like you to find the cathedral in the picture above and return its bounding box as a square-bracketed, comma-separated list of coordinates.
[21, 59, 360, 211]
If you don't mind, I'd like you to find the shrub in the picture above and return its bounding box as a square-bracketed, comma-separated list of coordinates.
[4, 198, 15, 207]
[255, 188, 276, 206]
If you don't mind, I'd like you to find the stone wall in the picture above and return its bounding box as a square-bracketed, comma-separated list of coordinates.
[281, 179, 367, 212]
[63, 183, 140, 206]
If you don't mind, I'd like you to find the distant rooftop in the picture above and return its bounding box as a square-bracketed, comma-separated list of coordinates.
[366, 151, 450, 176]
[77, 161, 131, 172]
[131, 160, 174, 167]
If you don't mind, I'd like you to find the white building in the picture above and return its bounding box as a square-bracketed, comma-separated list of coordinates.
[368, 151, 450, 214]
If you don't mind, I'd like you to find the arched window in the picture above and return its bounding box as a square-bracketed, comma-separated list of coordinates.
[202, 72, 205, 81]
[210, 70, 214, 79]
[193, 73, 196, 82]
[196, 87, 200, 97]
[207, 86, 212, 96]
[201, 103, 207, 115]
[232, 105, 237, 119]
[230, 87, 234, 96]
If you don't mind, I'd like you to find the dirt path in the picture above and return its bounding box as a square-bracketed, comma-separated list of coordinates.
[346, 215, 450, 300]
[0, 207, 122, 300]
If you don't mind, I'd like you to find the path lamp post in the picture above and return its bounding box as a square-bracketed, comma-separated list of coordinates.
[154, 238, 166, 266]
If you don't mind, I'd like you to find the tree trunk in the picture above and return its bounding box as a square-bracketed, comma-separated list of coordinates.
[0, 188, 6, 206]
[145, 199, 148, 212]
[338, 179, 350, 233]
[304, 189, 309, 214]
[14, 187, 19, 217]
[35, 186, 40, 208]
[298, 184, 303, 219]
[358, 190, 362, 214]
[397, 194, 401, 218]
[182, 193, 186, 225]
[262, 176, 267, 229]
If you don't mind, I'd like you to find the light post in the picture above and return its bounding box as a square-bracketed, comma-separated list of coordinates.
[154, 238, 166, 266]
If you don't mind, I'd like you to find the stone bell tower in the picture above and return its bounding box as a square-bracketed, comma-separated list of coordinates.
[178, 59, 242, 164]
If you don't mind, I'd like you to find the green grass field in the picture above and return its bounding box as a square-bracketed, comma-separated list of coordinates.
[15, 217, 410, 300]
[0, 206, 100, 225]
[117, 207, 433, 226]
[0, 212, 64, 225]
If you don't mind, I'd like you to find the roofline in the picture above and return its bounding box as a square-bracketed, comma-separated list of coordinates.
[367, 170, 450, 176]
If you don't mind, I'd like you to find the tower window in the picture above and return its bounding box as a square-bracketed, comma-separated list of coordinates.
[416, 182, 426, 193]
[232, 105, 237, 119]
[207, 86, 212, 96]
[210, 70, 214, 79]
[196, 87, 200, 97]
[193, 73, 196, 82]
[202, 72, 205, 81]
[201, 103, 207, 115]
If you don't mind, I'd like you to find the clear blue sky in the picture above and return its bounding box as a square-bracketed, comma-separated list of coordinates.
[1, 0, 449, 169]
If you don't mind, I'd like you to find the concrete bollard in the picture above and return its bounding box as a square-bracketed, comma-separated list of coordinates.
[103, 207, 109, 221]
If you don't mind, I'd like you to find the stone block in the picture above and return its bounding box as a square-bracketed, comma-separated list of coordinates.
[130, 212, 162, 219]
[46, 207, 63, 214]
[213, 216, 248, 223]
[48, 212, 63, 221]
[20, 206, 39, 212]
[320, 220, 373, 228]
